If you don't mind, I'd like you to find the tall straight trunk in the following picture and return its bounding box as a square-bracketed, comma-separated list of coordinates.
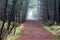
[0, 0, 8, 40]
[56, 0, 59, 23]
[7, 0, 17, 31]
[0, 0, 8, 33]
[21, 0, 28, 23]
[47, 0, 50, 20]
[19, 0, 24, 24]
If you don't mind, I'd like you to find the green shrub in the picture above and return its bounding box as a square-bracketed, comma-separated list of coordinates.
[45, 20, 54, 26]
[50, 27, 55, 31]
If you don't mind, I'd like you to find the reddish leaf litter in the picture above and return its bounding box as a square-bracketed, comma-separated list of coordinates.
[17, 20, 56, 40]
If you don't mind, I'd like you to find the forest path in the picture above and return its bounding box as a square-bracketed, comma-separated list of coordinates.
[17, 20, 56, 40]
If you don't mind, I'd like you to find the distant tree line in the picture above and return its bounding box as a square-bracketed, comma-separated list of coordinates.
[39, 0, 60, 24]
[0, 0, 28, 23]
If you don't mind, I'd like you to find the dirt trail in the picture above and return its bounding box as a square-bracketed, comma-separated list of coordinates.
[17, 20, 56, 40]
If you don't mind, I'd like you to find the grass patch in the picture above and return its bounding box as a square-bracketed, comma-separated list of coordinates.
[44, 25, 60, 40]
[6, 24, 24, 40]
[0, 21, 24, 40]
[44, 25, 60, 35]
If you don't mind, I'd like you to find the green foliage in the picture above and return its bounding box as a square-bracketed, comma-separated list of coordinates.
[8, 0, 13, 5]
[29, 0, 39, 6]
[15, 25, 23, 35]
[44, 20, 54, 26]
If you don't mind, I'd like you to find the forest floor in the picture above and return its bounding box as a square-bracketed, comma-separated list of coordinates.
[17, 20, 56, 40]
